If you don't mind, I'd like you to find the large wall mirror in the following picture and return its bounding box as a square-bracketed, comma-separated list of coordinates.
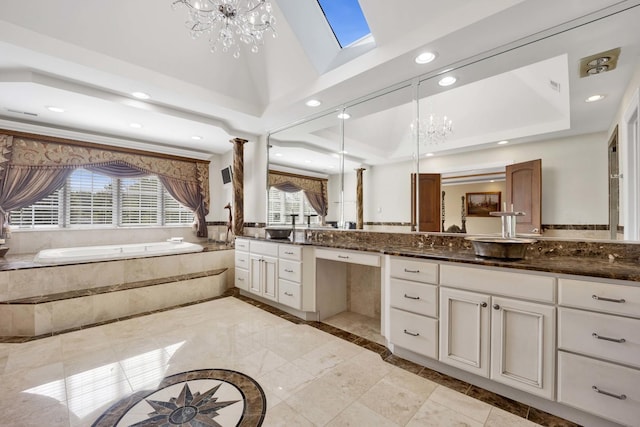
[268, 5, 640, 241]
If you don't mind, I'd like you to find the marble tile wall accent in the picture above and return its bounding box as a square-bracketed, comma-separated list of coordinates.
[7, 226, 204, 255]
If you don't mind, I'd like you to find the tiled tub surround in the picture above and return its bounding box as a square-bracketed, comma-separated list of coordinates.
[0, 244, 234, 337]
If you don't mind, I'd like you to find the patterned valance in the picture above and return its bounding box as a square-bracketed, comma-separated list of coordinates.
[11, 138, 200, 182]
[0, 132, 210, 237]
[268, 170, 326, 195]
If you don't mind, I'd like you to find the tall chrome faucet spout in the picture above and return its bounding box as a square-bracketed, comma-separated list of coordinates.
[490, 211, 526, 239]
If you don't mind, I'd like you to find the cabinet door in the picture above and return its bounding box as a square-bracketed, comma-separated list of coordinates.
[490, 296, 555, 400]
[249, 255, 262, 295]
[439, 288, 490, 377]
[262, 256, 278, 301]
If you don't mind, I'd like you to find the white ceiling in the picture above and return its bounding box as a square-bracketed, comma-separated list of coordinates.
[0, 0, 638, 164]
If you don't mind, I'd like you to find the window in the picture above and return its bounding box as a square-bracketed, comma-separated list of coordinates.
[67, 169, 114, 225]
[9, 169, 193, 228]
[316, 0, 371, 47]
[119, 176, 161, 225]
[9, 190, 62, 227]
[268, 187, 320, 226]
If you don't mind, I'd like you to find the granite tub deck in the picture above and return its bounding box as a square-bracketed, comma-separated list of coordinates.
[0, 243, 235, 338]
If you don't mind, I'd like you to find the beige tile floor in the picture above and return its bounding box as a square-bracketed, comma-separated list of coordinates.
[0, 297, 541, 426]
[323, 311, 385, 345]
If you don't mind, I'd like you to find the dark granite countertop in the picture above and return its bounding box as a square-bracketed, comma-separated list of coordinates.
[243, 235, 640, 283]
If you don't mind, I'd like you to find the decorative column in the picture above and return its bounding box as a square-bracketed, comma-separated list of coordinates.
[356, 168, 366, 229]
[231, 138, 248, 236]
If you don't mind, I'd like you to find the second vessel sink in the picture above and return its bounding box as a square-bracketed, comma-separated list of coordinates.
[465, 237, 537, 259]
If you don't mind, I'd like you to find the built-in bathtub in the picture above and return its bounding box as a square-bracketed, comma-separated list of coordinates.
[34, 240, 203, 265]
[0, 242, 234, 337]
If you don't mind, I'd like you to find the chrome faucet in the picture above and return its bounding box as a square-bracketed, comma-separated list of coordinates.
[490, 205, 525, 239]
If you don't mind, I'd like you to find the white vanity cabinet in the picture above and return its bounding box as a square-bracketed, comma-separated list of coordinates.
[439, 264, 556, 400]
[557, 278, 640, 426]
[249, 240, 278, 301]
[277, 243, 303, 310]
[234, 238, 250, 291]
[236, 239, 316, 316]
[388, 257, 439, 359]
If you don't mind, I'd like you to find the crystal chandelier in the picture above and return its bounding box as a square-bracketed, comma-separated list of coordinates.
[411, 114, 453, 144]
[172, 0, 277, 58]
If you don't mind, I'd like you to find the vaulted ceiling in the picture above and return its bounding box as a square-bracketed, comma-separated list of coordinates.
[0, 0, 638, 162]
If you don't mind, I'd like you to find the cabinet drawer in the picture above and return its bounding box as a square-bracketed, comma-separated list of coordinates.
[279, 259, 302, 283]
[440, 264, 555, 303]
[250, 240, 279, 257]
[315, 248, 380, 267]
[235, 238, 250, 251]
[559, 307, 640, 368]
[559, 278, 640, 318]
[390, 257, 438, 283]
[235, 251, 249, 269]
[558, 351, 640, 426]
[390, 278, 437, 317]
[278, 279, 302, 310]
[235, 268, 249, 291]
[279, 244, 302, 261]
[389, 307, 438, 359]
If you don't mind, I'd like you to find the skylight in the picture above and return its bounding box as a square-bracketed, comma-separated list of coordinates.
[316, 0, 371, 48]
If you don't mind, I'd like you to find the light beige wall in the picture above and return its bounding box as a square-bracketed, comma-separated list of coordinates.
[420, 132, 608, 225]
[443, 181, 506, 234]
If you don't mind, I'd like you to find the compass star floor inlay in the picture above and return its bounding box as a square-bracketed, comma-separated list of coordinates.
[92, 369, 266, 427]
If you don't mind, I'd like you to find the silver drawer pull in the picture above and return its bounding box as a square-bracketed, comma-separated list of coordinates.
[338, 255, 349, 259]
[404, 294, 420, 300]
[592, 386, 627, 400]
[237, 278, 244, 281]
[592, 333, 626, 343]
[284, 251, 294, 255]
[284, 292, 294, 297]
[284, 269, 294, 273]
[403, 329, 419, 337]
[592, 295, 626, 303]
[404, 268, 420, 273]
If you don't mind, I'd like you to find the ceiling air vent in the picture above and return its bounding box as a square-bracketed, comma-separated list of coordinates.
[579, 48, 620, 77]
[6, 108, 39, 117]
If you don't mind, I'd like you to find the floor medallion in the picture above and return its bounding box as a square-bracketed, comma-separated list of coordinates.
[92, 369, 266, 427]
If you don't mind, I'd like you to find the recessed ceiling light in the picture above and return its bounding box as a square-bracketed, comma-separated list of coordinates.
[131, 92, 150, 100]
[337, 112, 351, 120]
[274, 153, 283, 157]
[415, 52, 436, 64]
[585, 94, 605, 102]
[191, 135, 203, 140]
[425, 153, 434, 157]
[498, 140, 509, 145]
[46, 106, 65, 113]
[306, 99, 322, 107]
[304, 160, 312, 163]
[129, 122, 143, 129]
[438, 76, 457, 87]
